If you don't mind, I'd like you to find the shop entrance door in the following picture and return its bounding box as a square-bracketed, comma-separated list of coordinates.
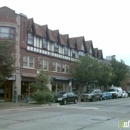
[4, 81, 12, 102]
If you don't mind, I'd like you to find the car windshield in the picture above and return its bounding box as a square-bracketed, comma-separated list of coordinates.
[57, 92, 67, 96]
[88, 90, 94, 94]
[108, 89, 116, 92]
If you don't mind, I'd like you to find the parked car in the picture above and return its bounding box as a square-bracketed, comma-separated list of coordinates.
[81, 89, 102, 102]
[102, 92, 112, 100]
[108, 87, 123, 98]
[127, 90, 130, 97]
[122, 91, 128, 98]
[54, 92, 79, 105]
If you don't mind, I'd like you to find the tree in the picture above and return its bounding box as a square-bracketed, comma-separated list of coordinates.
[72, 54, 100, 90]
[110, 59, 130, 86]
[0, 39, 15, 85]
[96, 62, 114, 90]
[30, 69, 54, 104]
[30, 69, 50, 91]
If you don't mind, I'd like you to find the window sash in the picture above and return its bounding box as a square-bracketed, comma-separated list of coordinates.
[53, 62, 56, 71]
[43, 39, 48, 49]
[54, 43, 59, 52]
[65, 65, 69, 73]
[43, 60, 48, 70]
[23, 56, 34, 68]
[28, 33, 33, 45]
[57, 63, 61, 72]
[62, 64, 65, 73]
[64, 47, 68, 55]
[0, 27, 15, 39]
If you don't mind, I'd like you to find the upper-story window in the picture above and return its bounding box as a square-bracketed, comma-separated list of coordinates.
[64, 46, 68, 55]
[52, 62, 61, 72]
[62, 64, 69, 73]
[23, 56, 35, 68]
[39, 59, 49, 71]
[42, 38, 48, 49]
[72, 49, 76, 58]
[54, 43, 59, 53]
[28, 33, 33, 45]
[79, 51, 85, 58]
[0, 27, 15, 40]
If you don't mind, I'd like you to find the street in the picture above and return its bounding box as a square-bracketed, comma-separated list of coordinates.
[0, 98, 130, 130]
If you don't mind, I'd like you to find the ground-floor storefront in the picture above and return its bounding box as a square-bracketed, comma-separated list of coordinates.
[0, 75, 16, 102]
[0, 74, 74, 102]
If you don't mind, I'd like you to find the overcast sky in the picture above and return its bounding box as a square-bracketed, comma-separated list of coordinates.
[1, 0, 130, 65]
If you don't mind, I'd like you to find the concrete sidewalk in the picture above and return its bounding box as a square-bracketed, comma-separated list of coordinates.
[0, 101, 60, 110]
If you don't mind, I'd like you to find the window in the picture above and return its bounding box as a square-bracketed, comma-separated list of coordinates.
[54, 43, 59, 52]
[64, 46, 68, 55]
[53, 62, 56, 72]
[53, 62, 61, 72]
[65, 65, 69, 73]
[57, 63, 61, 72]
[72, 49, 76, 58]
[42, 39, 48, 49]
[0, 27, 15, 40]
[62, 64, 69, 73]
[39, 59, 49, 71]
[62, 64, 65, 73]
[79, 51, 84, 58]
[23, 56, 35, 68]
[28, 33, 33, 45]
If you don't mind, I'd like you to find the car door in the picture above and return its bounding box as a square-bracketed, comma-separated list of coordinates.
[67, 92, 72, 102]
[94, 90, 99, 100]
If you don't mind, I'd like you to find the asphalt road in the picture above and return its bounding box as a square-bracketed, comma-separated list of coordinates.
[0, 97, 130, 130]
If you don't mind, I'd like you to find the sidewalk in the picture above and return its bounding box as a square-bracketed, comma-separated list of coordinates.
[0, 101, 60, 110]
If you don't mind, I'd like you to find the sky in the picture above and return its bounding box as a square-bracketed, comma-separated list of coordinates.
[1, 0, 130, 65]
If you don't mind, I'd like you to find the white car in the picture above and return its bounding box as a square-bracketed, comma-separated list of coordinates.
[122, 91, 128, 98]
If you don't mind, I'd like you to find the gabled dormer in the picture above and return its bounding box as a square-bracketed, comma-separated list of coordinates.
[27, 18, 36, 45]
[85, 40, 94, 56]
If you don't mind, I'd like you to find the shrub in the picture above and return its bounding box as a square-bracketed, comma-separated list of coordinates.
[33, 91, 54, 104]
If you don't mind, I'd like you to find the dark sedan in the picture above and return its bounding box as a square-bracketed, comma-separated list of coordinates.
[127, 90, 130, 97]
[102, 92, 112, 100]
[54, 92, 79, 105]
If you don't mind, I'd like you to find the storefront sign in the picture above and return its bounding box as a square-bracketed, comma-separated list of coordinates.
[7, 75, 16, 80]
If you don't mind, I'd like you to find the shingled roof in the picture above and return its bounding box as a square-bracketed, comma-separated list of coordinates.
[85, 40, 94, 55]
[69, 38, 76, 48]
[59, 34, 69, 46]
[93, 48, 98, 57]
[27, 18, 36, 33]
[75, 36, 85, 51]
[98, 49, 103, 59]
[34, 24, 47, 38]
[48, 29, 59, 42]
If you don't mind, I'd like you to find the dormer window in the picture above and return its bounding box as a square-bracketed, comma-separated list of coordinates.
[72, 49, 76, 58]
[64, 46, 68, 55]
[42, 38, 48, 49]
[54, 43, 59, 53]
[28, 33, 33, 45]
[79, 51, 84, 58]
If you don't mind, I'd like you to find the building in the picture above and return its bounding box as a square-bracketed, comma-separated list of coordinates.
[0, 6, 103, 102]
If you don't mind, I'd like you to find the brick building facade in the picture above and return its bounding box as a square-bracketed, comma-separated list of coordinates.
[0, 6, 103, 102]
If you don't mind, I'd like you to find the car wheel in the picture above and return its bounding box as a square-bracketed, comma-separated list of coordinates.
[81, 99, 84, 102]
[63, 99, 67, 105]
[74, 99, 78, 104]
[83, 97, 86, 102]
[92, 97, 95, 102]
[99, 96, 102, 101]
